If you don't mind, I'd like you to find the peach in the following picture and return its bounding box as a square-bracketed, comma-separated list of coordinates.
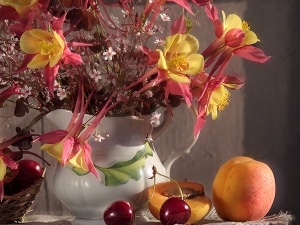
[148, 181, 212, 224]
[212, 156, 276, 222]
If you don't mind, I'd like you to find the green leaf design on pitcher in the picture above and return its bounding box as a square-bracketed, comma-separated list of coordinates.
[72, 141, 154, 186]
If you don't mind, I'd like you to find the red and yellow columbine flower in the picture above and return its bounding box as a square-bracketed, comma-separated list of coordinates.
[38, 85, 99, 177]
[128, 33, 204, 107]
[158, 33, 204, 106]
[157, 34, 203, 83]
[222, 12, 259, 48]
[40, 133, 92, 174]
[192, 72, 244, 136]
[38, 83, 116, 178]
[20, 29, 65, 69]
[205, 84, 230, 120]
[203, 8, 270, 72]
[0, 0, 38, 17]
[18, 13, 83, 95]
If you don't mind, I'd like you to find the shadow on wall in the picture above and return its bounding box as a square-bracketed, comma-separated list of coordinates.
[243, 0, 299, 224]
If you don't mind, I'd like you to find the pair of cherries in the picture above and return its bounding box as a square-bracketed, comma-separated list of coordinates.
[103, 197, 191, 225]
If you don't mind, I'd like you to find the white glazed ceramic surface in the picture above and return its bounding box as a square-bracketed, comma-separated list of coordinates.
[48, 110, 169, 219]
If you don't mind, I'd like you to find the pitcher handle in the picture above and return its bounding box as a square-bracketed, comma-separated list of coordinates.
[151, 109, 173, 140]
[152, 104, 199, 176]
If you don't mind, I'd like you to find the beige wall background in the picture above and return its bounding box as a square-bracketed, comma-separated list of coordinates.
[0, 0, 299, 224]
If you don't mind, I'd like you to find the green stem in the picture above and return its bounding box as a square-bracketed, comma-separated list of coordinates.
[154, 168, 184, 201]
[133, 173, 156, 213]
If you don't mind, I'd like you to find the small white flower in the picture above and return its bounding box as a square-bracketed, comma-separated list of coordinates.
[150, 112, 161, 127]
[103, 47, 117, 61]
[160, 13, 171, 22]
[154, 37, 165, 46]
[57, 87, 67, 100]
[93, 133, 105, 142]
[90, 69, 102, 83]
[121, 9, 129, 17]
[45, 92, 51, 103]
[21, 85, 32, 98]
[145, 90, 153, 98]
[53, 80, 60, 91]
[110, 15, 120, 26]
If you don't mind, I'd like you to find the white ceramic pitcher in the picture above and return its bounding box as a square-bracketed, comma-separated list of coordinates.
[45, 106, 198, 220]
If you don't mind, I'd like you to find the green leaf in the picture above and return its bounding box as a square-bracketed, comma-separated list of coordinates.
[98, 142, 154, 186]
[144, 141, 154, 158]
[101, 157, 146, 186]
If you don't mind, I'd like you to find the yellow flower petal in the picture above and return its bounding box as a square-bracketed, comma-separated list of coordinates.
[168, 72, 190, 83]
[164, 34, 181, 58]
[68, 148, 89, 171]
[49, 31, 65, 67]
[27, 54, 50, 69]
[157, 49, 168, 70]
[243, 30, 259, 45]
[223, 12, 243, 31]
[20, 31, 41, 54]
[40, 142, 63, 162]
[185, 54, 204, 75]
[0, 158, 6, 181]
[0, 0, 38, 17]
[20, 29, 65, 69]
[207, 85, 230, 120]
[178, 34, 199, 55]
[207, 105, 218, 120]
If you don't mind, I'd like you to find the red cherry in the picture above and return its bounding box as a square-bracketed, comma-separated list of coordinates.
[4, 159, 43, 195]
[14, 159, 43, 189]
[159, 197, 191, 225]
[103, 200, 135, 225]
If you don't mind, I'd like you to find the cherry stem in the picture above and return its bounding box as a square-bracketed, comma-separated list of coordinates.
[133, 169, 157, 213]
[133, 165, 185, 213]
[151, 166, 184, 200]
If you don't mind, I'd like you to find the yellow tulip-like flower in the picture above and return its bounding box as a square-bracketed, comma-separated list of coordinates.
[40, 141, 89, 172]
[0, 158, 6, 181]
[222, 11, 259, 46]
[0, 0, 38, 17]
[157, 33, 204, 82]
[207, 85, 230, 120]
[20, 29, 65, 69]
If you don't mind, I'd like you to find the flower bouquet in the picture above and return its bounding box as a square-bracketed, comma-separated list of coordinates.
[0, 0, 270, 220]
